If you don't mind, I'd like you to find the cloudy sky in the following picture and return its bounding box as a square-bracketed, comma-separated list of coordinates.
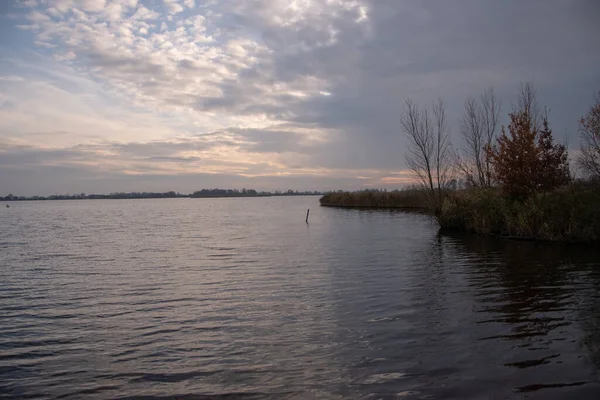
[1, 0, 599, 195]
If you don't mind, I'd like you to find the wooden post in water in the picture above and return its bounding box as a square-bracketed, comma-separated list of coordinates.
[306, 208, 310, 224]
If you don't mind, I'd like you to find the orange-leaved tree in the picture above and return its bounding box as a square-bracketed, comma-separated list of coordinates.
[486, 109, 569, 199]
[537, 116, 570, 190]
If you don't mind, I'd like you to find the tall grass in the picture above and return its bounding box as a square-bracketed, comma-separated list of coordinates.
[319, 189, 429, 209]
[438, 181, 600, 242]
[320, 183, 600, 243]
[320, 181, 600, 243]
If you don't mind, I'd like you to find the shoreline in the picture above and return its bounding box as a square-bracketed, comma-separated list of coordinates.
[320, 203, 599, 245]
[320, 187, 600, 245]
[319, 203, 428, 211]
[437, 226, 599, 245]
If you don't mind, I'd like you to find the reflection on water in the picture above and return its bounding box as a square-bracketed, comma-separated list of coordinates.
[436, 233, 600, 398]
[1, 199, 599, 399]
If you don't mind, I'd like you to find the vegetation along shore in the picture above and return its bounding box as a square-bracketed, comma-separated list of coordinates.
[319, 188, 428, 210]
[320, 84, 600, 243]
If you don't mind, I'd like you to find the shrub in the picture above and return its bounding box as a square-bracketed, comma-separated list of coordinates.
[319, 189, 429, 209]
[486, 111, 569, 199]
[439, 182, 600, 242]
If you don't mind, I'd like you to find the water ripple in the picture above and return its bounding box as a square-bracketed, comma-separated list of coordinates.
[1, 199, 600, 399]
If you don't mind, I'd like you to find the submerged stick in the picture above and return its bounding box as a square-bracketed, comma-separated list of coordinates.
[306, 208, 310, 224]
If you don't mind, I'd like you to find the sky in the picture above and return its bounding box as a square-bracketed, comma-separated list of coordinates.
[1, 0, 599, 196]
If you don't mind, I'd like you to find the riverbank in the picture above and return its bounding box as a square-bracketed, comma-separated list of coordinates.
[319, 189, 429, 210]
[439, 182, 600, 243]
[320, 183, 600, 243]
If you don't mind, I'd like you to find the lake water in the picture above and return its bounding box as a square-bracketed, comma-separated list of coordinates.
[1, 197, 600, 399]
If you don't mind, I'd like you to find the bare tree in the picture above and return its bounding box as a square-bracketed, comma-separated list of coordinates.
[433, 99, 453, 198]
[401, 98, 453, 215]
[517, 81, 540, 130]
[578, 91, 600, 180]
[457, 96, 484, 187]
[456, 88, 500, 188]
[481, 88, 500, 186]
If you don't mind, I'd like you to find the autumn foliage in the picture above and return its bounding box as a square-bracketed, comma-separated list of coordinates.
[439, 86, 600, 243]
[486, 110, 569, 199]
[537, 117, 571, 190]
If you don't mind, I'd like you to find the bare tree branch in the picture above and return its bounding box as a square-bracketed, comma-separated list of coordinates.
[481, 87, 500, 186]
[517, 81, 540, 130]
[578, 91, 600, 179]
[456, 88, 500, 188]
[401, 98, 453, 215]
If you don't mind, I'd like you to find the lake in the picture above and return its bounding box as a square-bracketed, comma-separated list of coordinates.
[1, 197, 600, 399]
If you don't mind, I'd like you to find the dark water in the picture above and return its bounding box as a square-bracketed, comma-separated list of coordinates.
[1, 197, 600, 399]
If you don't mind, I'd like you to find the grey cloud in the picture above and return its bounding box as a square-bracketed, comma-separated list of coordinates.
[0, 139, 209, 170]
[147, 156, 202, 162]
[262, 0, 600, 169]
[113, 140, 207, 157]
[0, 146, 93, 166]
[4, 0, 600, 193]
[0, 130, 310, 173]
[231, 128, 305, 154]
[186, 0, 600, 172]
[83, 45, 168, 76]
[0, 164, 359, 196]
[0, 141, 360, 196]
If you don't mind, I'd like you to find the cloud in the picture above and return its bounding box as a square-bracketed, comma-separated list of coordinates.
[131, 5, 161, 20]
[0, 136, 407, 195]
[80, 0, 107, 12]
[15, 0, 367, 116]
[163, 0, 184, 14]
[1, 0, 599, 194]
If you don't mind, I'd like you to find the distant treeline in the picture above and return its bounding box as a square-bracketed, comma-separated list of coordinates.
[2, 191, 187, 201]
[3, 189, 323, 201]
[190, 189, 322, 198]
